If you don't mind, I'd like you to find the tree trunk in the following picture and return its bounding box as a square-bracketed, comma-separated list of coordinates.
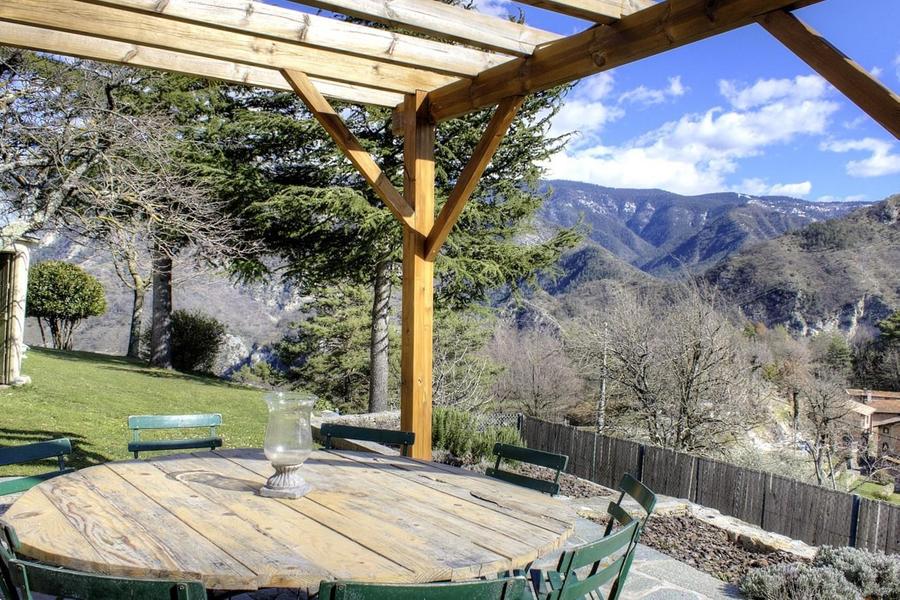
[127, 287, 146, 359]
[368, 259, 391, 413]
[149, 245, 174, 369]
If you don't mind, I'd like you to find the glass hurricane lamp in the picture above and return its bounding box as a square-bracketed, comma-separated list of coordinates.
[259, 391, 315, 499]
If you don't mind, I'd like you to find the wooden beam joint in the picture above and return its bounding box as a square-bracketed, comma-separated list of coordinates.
[281, 69, 418, 230]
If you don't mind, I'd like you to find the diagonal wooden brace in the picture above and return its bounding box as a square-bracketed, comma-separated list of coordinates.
[281, 69, 418, 230]
[758, 10, 900, 139]
[424, 95, 524, 261]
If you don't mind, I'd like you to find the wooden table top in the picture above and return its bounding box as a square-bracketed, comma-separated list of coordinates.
[3, 449, 576, 591]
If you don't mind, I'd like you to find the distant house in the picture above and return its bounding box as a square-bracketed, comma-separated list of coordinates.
[847, 389, 900, 456]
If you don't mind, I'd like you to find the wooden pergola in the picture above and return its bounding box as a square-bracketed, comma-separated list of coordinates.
[3, 0, 897, 459]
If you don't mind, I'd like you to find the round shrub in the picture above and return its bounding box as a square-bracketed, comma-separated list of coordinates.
[170, 310, 226, 374]
[27, 261, 106, 350]
[814, 546, 900, 599]
[740, 564, 861, 600]
[432, 407, 523, 463]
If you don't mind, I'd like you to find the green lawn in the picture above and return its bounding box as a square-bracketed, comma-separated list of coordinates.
[851, 480, 900, 505]
[0, 347, 268, 476]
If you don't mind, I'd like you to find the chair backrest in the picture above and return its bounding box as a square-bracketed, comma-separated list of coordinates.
[536, 520, 640, 600]
[320, 424, 415, 457]
[0, 439, 73, 496]
[317, 576, 526, 600]
[127, 414, 222, 458]
[0, 522, 20, 600]
[603, 473, 657, 538]
[486, 443, 568, 496]
[8, 558, 207, 600]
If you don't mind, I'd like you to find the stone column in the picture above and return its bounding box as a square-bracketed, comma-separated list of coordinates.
[0, 241, 33, 386]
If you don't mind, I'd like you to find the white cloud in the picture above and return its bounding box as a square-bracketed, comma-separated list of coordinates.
[470, 0, 513, 17]
[895, 54, 900, 81]
[816, 194, 868, 203]
[618, 76, 687, 106]
[870, 66, 884, 78]
[546, 75, 840, 195]
[820, 138, 900, 177]
[718, 75, 826, 110]
[549, 72, 624, 141]
[737, 178, 812, 197]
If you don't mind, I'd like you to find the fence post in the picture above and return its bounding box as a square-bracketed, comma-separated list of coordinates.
[591, 432, 598, 482]
[516, 413, 524, 434]
[849, 494, 861, 548]
[637, 444, 645, 481]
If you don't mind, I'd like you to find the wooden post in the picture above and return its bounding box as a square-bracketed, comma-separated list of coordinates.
[400, 90, 435, 460]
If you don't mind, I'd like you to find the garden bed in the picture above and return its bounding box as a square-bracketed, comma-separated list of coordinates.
[616, 513, 806, 584]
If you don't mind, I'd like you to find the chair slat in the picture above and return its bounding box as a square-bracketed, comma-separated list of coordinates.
[318, 576, 526, 600]
[0, 469, 74, 497]
[565, 521, 636, 572]
[127, 414, 222, 430]
[618, 473, 657, 515]
[320, 424, 415, 455]
[0, 439, 72, 468]
[485, 467, 561, 496]
[494, 443, 568, 470]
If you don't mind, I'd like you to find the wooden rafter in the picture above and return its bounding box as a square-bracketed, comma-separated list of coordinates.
[424, 96, 525, 262]
[515, 0, 656, 24]
[76, 0, 514, 78]
[281, 70, 416, 229]
[296, 0, 561, 56]
[0, 22, 405, 107]
[758, 10, 900, 139]
[417, 0, 823, 121]
[0, 0, 460, 94]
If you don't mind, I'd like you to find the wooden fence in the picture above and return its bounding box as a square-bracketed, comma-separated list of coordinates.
[520, 416, 900, 554]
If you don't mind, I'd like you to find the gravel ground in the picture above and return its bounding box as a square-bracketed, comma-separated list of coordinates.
[626, 514, 805, 584]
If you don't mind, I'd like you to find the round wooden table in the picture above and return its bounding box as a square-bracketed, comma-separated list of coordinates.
[4, 449, 577, 591]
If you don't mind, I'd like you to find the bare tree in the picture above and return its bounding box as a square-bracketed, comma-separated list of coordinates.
[798, 372, 855, 488]
[489, 322, 584, 420]
[572, 284, 768, 455]
[2, 51, 255, 365]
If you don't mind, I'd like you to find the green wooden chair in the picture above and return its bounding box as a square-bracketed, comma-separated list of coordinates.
[320, 423, 415, 457]
[603, 474, 657, 538]
[529, 520, 640, 600]
[127, 414, 223, 459]
[317, 576, 527, 600]
[0, 439, 73, 496]
[0, 522, 205, 600]
[486, 443, 568, 496]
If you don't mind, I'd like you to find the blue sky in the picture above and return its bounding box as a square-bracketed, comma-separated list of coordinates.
[474, 0, 900, 201]
[273, 0, 899, 202]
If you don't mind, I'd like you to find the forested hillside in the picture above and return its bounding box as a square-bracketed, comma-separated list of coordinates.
[705, 196, 900, 337]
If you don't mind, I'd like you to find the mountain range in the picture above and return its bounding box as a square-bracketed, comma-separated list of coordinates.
[23, 181, 898, 368]
[539, 180, 869, 276]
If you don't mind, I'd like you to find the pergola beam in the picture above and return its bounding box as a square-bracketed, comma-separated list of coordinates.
[296, 0, 561, 56]
[400, 91, 436, 461]
[0, 0, 460, 94]
[418, 0, 823, 122]
[282, 70, 416, 229]
[758, 10, 900, 139]
[515, 0, 656, 24]
[78, 0, 513, 78]
[0, 22, 404, 107]
[424, 96, 525, 262]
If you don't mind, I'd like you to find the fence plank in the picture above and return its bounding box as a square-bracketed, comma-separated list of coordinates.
[642, 446, 695, 501]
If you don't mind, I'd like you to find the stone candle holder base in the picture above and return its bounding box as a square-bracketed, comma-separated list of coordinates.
[259, 464, 311, 499]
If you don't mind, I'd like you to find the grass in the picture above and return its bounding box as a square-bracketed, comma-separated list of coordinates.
[0, 347, 267, 476]
[850, 480, 900, 505]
